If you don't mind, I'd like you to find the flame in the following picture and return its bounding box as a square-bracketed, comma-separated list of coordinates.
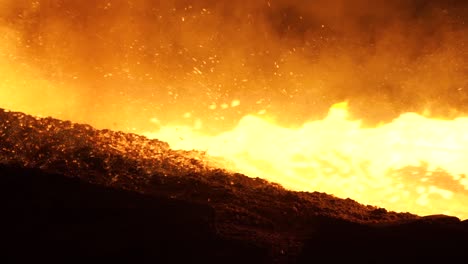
[145, 102, 468, 219]
[0, 1, 467, 219]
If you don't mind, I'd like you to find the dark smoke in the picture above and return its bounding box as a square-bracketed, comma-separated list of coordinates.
[0, 0, 467, 132]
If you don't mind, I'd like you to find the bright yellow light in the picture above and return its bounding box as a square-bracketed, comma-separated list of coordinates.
[145, 107, 468, 219]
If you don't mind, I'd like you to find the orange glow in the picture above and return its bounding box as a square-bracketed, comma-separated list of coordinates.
[0, 1, 467, 219]
[145, 102, 468, 219]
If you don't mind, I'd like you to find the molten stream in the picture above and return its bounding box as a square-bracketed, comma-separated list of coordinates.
[146, 102, 468, 219]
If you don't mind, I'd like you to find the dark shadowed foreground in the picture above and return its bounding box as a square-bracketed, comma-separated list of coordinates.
[1, 108, 467, 263]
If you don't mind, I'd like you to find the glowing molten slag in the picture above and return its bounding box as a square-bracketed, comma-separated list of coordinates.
[146, 102, 468, 219]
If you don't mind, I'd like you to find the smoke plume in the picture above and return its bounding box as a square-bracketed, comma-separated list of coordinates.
[0, 0, 467, 132]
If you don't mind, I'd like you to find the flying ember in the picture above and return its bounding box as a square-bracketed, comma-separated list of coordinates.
[0, 0, 467, 219]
